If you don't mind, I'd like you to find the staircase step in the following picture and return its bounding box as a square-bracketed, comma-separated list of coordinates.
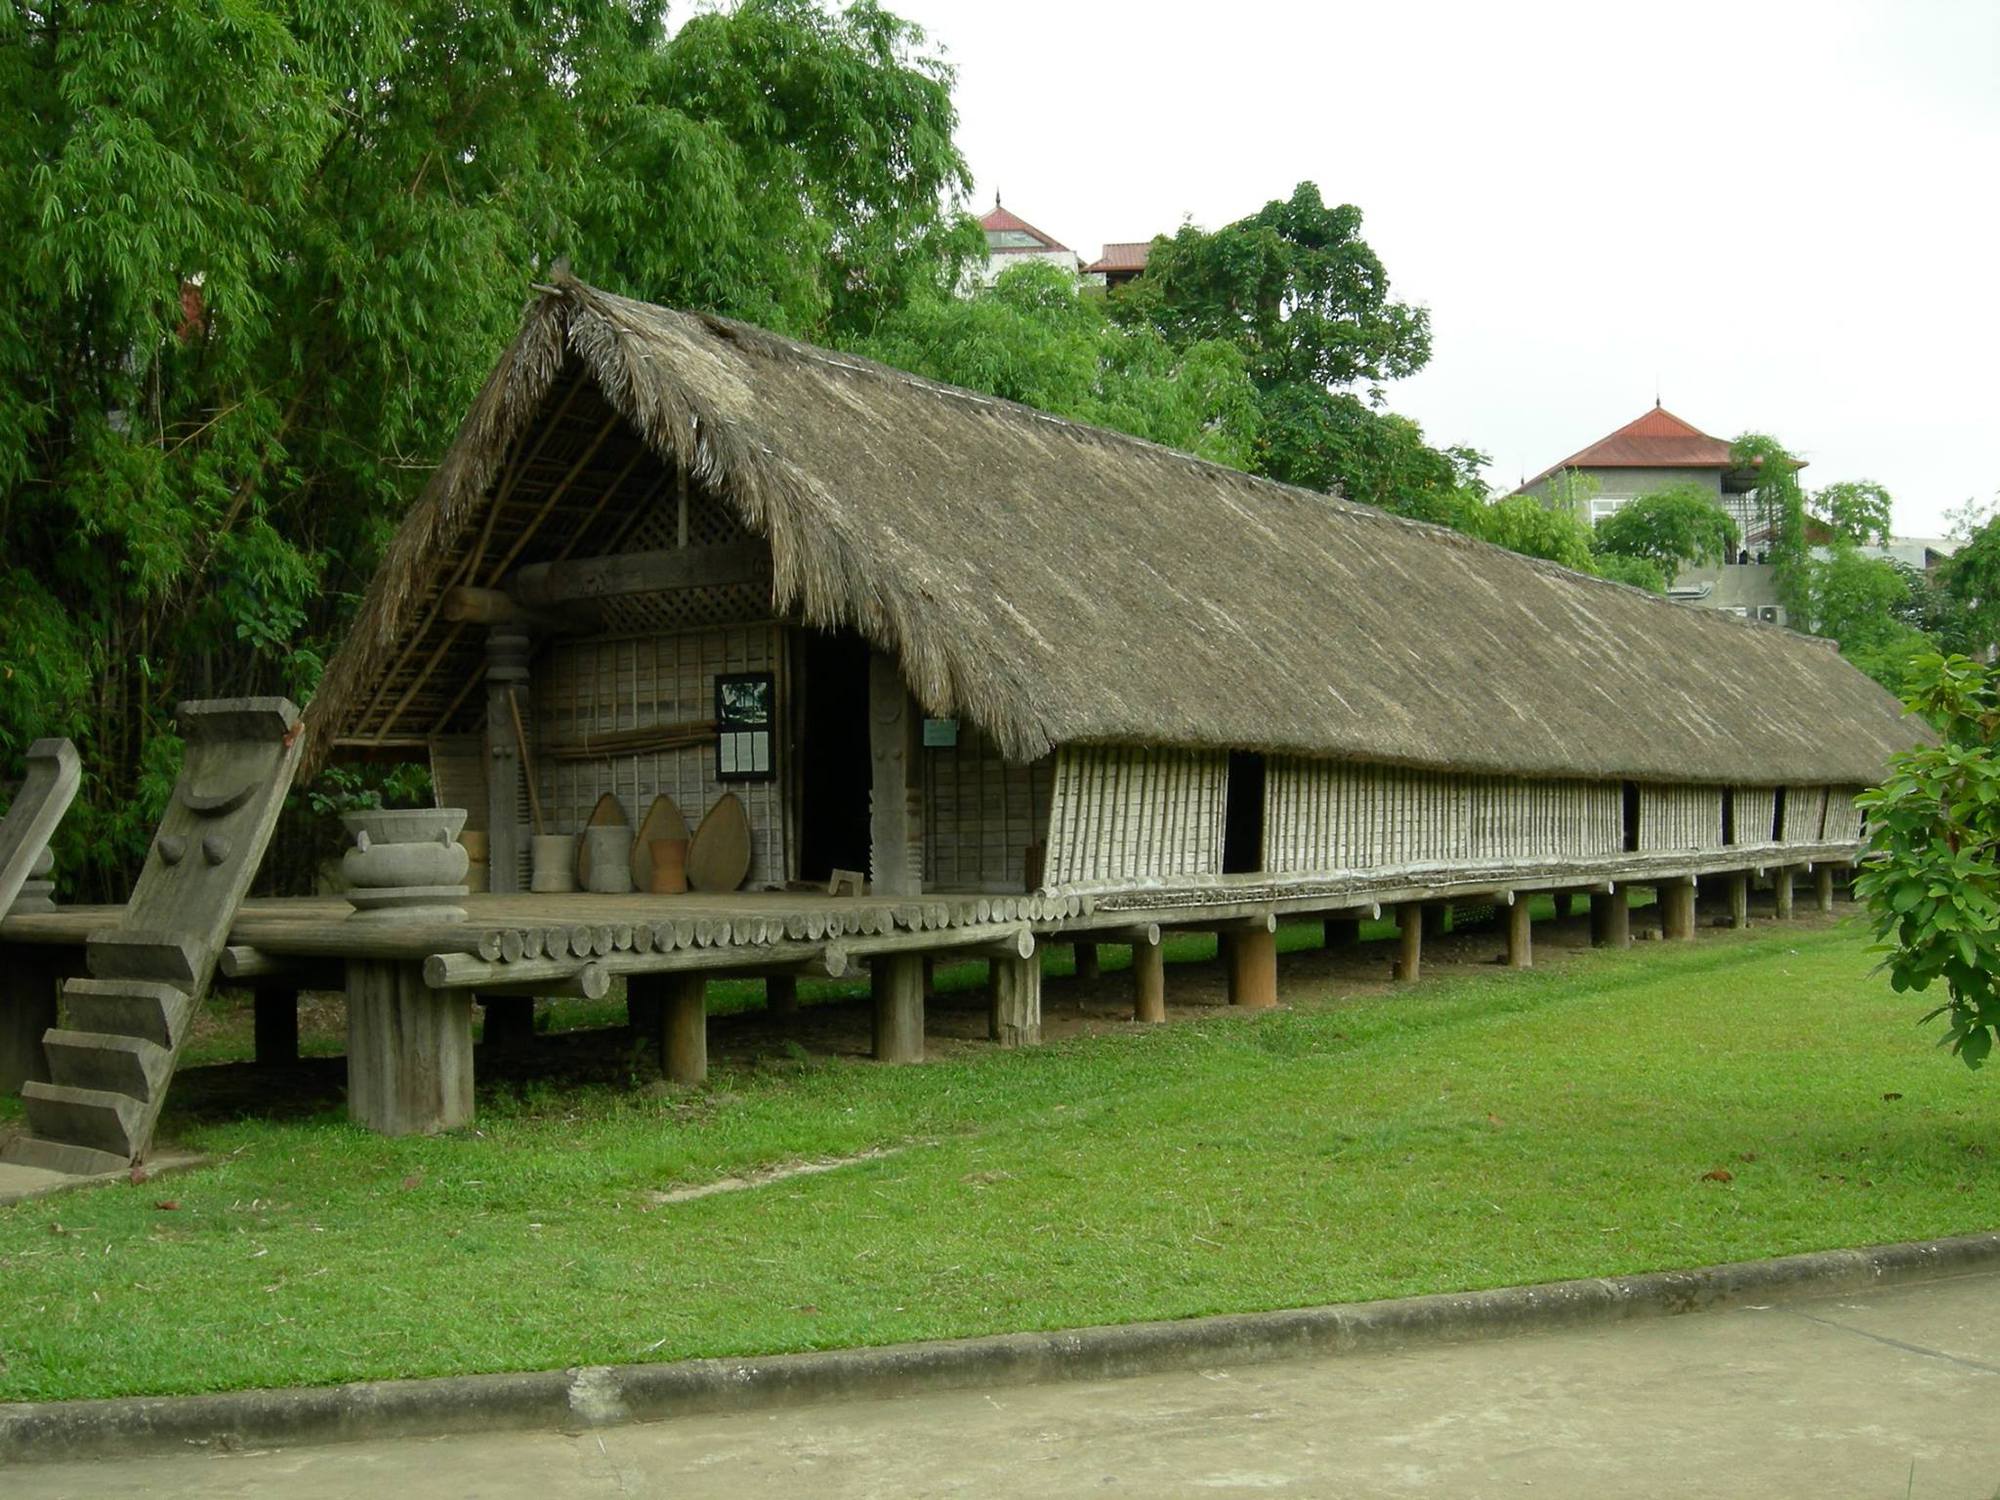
[60, 978, 193, 1049]
[42, 1030, 171, 1103]
[20, 1082, 141, 1160]
[0, 1134, 132, 1178]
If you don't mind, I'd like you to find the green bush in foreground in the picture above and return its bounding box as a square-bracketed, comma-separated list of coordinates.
[1857, 653, 2000, 1067]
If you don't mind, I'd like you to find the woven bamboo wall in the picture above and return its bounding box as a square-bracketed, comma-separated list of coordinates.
[1736, 786, 1780, 844]
[923, 723, 1052, 891]
[1043, 746, 1226, 886]
[1638, 784, 1725, 852]
[1822, 786, 1866, 842]
[1262, 760, 1622, 871]
[1782, 783, 1832, 844]
[533, 622, 787, 886]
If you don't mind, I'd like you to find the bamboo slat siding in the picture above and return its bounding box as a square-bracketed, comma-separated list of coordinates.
[923, 724, 1052, 891]
[1783, 784, 1832, 844]
[1822, 786, 1866, 843]
[1736, 786, 1779, 845]
[1260, 760, 1621, 872]
[535, 623, 786, 885]
[1043, 747, 1225, 887]
[1638, 784, 1725, 853]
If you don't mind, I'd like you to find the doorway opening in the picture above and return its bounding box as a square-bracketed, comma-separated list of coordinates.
[797, 630, 872, 883]
[1223, 752, 1267, 875]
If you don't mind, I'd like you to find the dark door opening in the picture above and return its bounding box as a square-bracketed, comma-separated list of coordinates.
[1721, 787, 1737, 846]
[1223, 751, 1266, 875]
[1621, 781, 1641, 853]
[797, 630, 873, 883]
[1771, 786, 1788, 843]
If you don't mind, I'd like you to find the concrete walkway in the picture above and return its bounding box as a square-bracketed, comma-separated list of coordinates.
[13, 1272, 2000, 1498]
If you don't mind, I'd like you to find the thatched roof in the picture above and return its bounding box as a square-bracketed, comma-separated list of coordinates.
[305, 275, 1922, 784]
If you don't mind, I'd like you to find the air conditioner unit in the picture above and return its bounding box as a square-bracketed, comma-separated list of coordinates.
[1757, 606, 1780, 622]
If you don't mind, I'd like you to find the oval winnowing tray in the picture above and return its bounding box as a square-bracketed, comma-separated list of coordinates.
[630, 793, 693, 892]
[686, 792, 752, 893]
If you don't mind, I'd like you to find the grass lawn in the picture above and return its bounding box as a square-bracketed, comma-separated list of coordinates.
[1, 913, 1992, 1404]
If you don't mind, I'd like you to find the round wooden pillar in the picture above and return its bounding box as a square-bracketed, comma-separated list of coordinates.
[1225, 928, 1278, 1009]
[1132, 938, 1166, 1023]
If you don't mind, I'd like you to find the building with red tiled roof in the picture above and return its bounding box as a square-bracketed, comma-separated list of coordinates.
[972, 196, 1079, 288]
[1519, 402, 1803, 625]
[1084, 241, 1151, 290]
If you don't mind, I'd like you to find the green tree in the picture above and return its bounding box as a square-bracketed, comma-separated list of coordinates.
[1939, 513, 2000, 654]
[1111, 183, 1442, 499]
[857, 261, 1261, 468]
[1855, 654, 2000, 1068]
[1590, 482, 1740, 579]
[2, 0, 972, 896]
[1470, 495, 1599, 573]
[1815, 479, 1895, 547]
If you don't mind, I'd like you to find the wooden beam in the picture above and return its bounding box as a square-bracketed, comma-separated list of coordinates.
[510, 541, 766, 608]
[441, 587, 590, 634]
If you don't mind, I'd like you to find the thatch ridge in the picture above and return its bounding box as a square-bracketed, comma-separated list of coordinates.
[304, 275, 1923, 784]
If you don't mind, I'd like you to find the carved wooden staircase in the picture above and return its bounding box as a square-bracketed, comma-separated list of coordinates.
[3, 699, 302, 1177]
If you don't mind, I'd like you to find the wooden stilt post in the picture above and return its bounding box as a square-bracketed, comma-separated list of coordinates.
[1322, 916, 1360, 950]
[0, 948, 62, 1094]
[1605, 886, 1631, 948]
[1505, 898, 1532, 968]
[1814, 865, 1835, 913]
[253, 988, 301, 1065]
[1729, 872, 1751, 930]
[989, 953, 1041, 1046]
[1073, 941, 1100, 982]
[1225, 927, 1278, 1009]
[1395, 903, 1423, 983]
[1547, 890, 1569, 921]
[479, 994, 534, 1051]
[872, 953, 924, 1062]
[1131, 934, 1166, 1023]
[1661, 879, 1696, 941]
[346, 959, 474, 1136]
[1774, 866, 1795, 921]
[662, 974, 707, 1085]
[766, 974, 799, 1017]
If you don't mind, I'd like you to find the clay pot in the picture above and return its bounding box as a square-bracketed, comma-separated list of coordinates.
[648, 837, 689, 895]
[339, 809, 470, 890]
[530, 834, 578, 893]
[582, 825, 635, 894]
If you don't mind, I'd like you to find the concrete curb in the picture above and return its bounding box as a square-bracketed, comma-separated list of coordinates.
[5, 1230, 1998, 1465]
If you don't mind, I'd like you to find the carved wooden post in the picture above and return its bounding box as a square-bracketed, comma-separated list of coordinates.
[1729, 872, 1751, 930]
[1395, 903, 1423, 983]
[867, 653, 922, 899]
[1814, 865, 1835, 913]
[485, 632, 532, 894]
[1132, 933, 1166, 1023]
[872, 953, 924, 1062]
[1774, 866, 1795, 920]
[347, 959, 474, 1135]
[989, 954, 1041, 1046]
[1505, 898, 1532, 968]
[253, 988, 300, 1065]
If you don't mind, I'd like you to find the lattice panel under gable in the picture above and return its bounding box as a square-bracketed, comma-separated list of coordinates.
[595, 481, 775, 634]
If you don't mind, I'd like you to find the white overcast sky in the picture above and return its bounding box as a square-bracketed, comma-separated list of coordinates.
[880, 0, 1998, 535]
